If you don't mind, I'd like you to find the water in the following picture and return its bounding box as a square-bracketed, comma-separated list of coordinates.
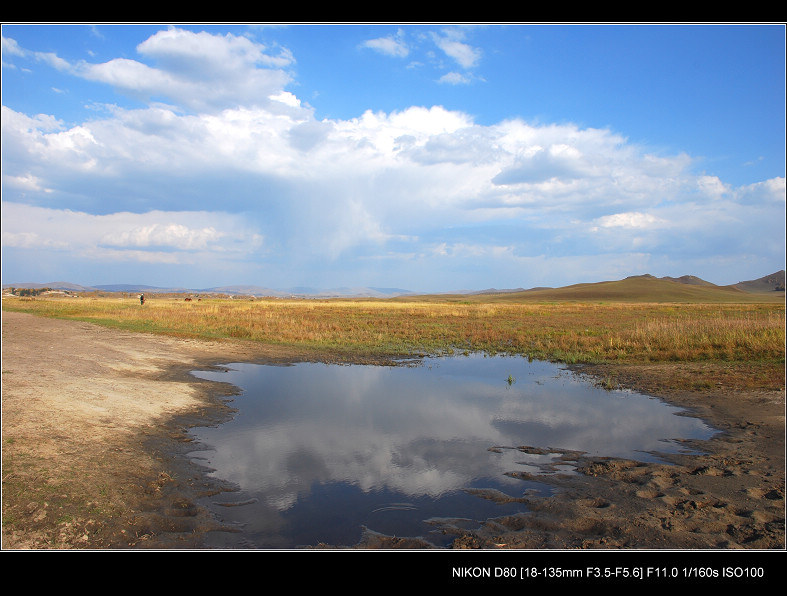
[187, 354, 715, 548]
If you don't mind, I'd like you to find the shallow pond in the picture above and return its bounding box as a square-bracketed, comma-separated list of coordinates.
[187, 354, 715, 549]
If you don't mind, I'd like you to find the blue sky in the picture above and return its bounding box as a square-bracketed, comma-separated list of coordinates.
[2, 23, 785, 292]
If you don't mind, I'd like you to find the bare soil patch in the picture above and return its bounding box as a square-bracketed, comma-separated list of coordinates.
[1, 311, 305, 549]
[2, 311, 784, 549]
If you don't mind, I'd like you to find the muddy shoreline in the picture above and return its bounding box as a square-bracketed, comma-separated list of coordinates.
[1, 310, 784, 550]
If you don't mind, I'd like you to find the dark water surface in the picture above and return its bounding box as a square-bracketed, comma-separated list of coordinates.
[187, 354, 715, 549]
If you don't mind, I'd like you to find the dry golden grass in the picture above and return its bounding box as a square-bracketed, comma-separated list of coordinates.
[4, 295, 784, 369]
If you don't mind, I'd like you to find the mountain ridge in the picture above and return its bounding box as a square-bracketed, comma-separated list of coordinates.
[3, 271, 784, 300]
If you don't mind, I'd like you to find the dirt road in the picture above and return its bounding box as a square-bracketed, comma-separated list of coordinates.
[2, 310, 784, 549]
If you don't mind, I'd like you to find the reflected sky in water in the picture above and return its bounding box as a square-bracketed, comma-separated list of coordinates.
[188, 354, 714, 548]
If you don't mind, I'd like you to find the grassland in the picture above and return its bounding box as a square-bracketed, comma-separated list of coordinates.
[3, 284, 784, 383]
[2, 278, 784, 550]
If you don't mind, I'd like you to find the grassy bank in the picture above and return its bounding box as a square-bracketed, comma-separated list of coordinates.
[4, 295, 784, 370]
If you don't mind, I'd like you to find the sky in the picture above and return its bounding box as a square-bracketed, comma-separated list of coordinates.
[2, 23, 785, 292]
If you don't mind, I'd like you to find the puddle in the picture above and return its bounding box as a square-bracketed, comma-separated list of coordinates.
[187, 354, 715, 548]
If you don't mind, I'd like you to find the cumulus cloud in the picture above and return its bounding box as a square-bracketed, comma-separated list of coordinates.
[696, 174, 730, 200]
[25, 27, 296, 114]
[100, 222, 223, 251]
[2, 27, 784, 289]
[735, 176, 786, 203]
[3, 87, 783, 282]
[1, 202, 264, 266]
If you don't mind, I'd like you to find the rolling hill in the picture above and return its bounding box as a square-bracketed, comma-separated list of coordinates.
[733, 270, 786, 294]
[463, 272, 785, 303]
[405, 271, 786, 303]
[3, 271, 784, 303]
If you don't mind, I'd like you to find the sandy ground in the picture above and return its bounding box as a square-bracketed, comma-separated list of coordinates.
[1, 310, 784, 550]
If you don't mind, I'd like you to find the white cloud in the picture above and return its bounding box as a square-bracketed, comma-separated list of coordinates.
[34, 51, 72, 71]
[136, 27, 294, 71]
[1, 202, 264, 264]
[696, 174, 730, 200]
[2, 27, 783, 290]
[438, 71, 472, 85]
[270, 91, 301, 108]
[4, 91, 782, 275]
[1, 35, 26, 58]
[2, 173, 52, 193]
[31, 27, 296, 114]
[101, 222, 224, 251]
[591, 212, 666, 230]
[431, 29, 481, 69]
[735, 176, 786, 203]
[360, 29, 409, 58]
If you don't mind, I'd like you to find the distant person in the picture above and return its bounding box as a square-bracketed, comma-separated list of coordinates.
[140, 294, 145, 305]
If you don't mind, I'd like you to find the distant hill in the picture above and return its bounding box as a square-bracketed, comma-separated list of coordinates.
[465, 272, 785, 303]
[203, 285, 416, 298]
[733, 270, 785, 294]
[94, 284, 194, 293]
[3, 271, 784, 302]
[2, 281, 416, 298]
[412, 272, 785, 304]
[660, 275, 715, 286]
[2, 281, 97, 292]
